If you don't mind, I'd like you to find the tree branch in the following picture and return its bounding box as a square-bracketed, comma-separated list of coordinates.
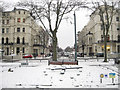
[47, 0, 53, 33]
[34, 7, 53, 38]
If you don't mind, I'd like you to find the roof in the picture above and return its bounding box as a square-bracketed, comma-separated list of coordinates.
[3, 7, 29, 13]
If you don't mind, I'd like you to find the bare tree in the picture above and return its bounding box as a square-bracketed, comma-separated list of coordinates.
[0, 0, 11, 11]
[40, 29, 49, 54]
[88, 0, 119, 62]
[65, 46, 73, 52]
[18, 0, 87, 61]
[0, 1, 4, 11]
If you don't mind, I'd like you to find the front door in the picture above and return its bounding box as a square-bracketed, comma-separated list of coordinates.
[118, 45, 120, 53]
[7, 47, 9, 55]
[16, 47, 20, 55]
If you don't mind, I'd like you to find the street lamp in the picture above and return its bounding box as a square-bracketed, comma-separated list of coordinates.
[74, 11, 77, 61]
[11, 49, 13, 60]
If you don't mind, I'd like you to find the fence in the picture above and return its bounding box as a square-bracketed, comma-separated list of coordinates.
[2, 55, 22, 62]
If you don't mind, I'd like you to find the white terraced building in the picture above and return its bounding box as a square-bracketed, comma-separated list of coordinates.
[77, 5, 120, 56]
[0, 8, 49, 56]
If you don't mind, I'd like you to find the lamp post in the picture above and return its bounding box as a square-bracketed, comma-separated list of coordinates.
[11, 49, 13, 60]
[74, 11, 77, 61]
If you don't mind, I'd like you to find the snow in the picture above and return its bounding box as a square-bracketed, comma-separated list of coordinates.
[0, 58, 119, 89]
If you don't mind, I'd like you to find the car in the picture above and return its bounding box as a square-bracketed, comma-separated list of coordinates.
[96, 53, 104, 57]
[77, 53, 87, 57]
[23, 54, 32, 58]
[114, 58, 120, 64]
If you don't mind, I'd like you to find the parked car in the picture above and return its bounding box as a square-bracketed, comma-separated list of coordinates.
[96, 53, 104, 57]
[114, 58, 120, 64]
[23, 54, 32, 58]
[77, 53, 87, 57]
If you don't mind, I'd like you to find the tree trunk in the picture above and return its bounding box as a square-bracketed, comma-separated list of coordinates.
[52, 32, 57, 61]
[82, 45, 84, 57]
[43, 47, 45, 54]
[104, 35, 107, 62]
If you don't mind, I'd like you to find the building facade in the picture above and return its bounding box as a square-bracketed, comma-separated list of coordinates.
[0, 8, 2, 50]
[0, 8, 49, 56]
[77, 6, 120, 56]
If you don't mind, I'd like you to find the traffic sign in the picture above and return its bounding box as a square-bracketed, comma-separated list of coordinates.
[109, 73, 115, 78]
[100, 74, 104, 78]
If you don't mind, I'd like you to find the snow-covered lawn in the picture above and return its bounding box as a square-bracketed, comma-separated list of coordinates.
[0, 58, 119, 89]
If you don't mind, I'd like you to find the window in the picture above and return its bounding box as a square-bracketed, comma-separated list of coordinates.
[17, 27, 20, 32]
[2, 28, 4, 33]
[6, 38, 9, 44]
[2, 13, 5, 16]
[18, 11, 20, 14]
[116, 17, 119, 21]
[118, 35, 120, 42]
[6, 13, 9, 16]
[23, 18, 25, 23]
[118, 45, 120, 53]
[17, 18, 21, 22]
[34, 39, 37, 44]
[7, 20, 9, 24]
[23, 28, 25, 32]
[2, 38, 4, 44]
[95, 46, 97, 52]
[16, 47, 20, 55]
[17, 37, 20, 44]
[2, 20, 5, 24]
[6, 47, 9, 55]
[6, 28, 9, 33]
[89, 37, 92, 42]
[22, 37, 25, 44]
[23, 47, 25, 53]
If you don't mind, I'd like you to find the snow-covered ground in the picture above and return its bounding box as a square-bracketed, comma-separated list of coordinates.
[0, 58, 119, 89]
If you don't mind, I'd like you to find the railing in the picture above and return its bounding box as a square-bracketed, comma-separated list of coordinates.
[3, 43, 13, 45]
[98, 40, 120, 43]
[33, 44, 45, 47]
[2, 43, 29, 45]
[108, 53, 120, 58]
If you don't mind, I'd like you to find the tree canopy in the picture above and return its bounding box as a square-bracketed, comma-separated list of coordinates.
[17, 0, 87, 61]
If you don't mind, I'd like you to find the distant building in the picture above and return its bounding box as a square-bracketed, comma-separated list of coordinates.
[77, 5, 120, 56]
[0, 8, 49, 56]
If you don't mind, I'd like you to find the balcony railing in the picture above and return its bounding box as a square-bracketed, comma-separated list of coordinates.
[2, 43, 13, 45]
[2, 43, 29, 45]
[98, 40, 120, 43]
[33, 44, 44, 47]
